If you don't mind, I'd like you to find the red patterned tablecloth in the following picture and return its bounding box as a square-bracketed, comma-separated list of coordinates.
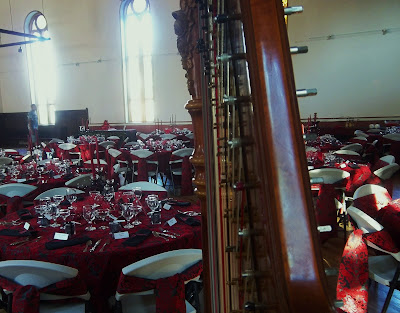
[0, 195, 202, 312]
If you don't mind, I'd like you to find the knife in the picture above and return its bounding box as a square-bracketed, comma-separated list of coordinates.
[90, 239, 102, 252]
[9, 237, 30, 246]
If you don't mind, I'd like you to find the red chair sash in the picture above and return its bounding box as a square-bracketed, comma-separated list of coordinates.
[117, 260, 202, 313]
[130, 154, 157, 182]
[353, 192, 392, 218]
[169, 155, 193, 196]
[0, 273, 88, 313]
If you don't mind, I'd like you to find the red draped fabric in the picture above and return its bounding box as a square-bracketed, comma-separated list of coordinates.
[130, 154, 157, 182]
[117, 260, 202, 313]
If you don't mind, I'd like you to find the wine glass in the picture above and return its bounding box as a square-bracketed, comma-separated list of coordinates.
[132, 204, 142, 226]
[145, 194, 159, 213]
[59, 208, 71, 229]
[89, 191, 101, 206]
[96, 208, 110, 230]
[133, 187, 142, 204]
[103, 185, 115, 207]
[53, 195, 64, 207]
[83, 205, 96, 231]
[49, 203, 61, 227]
[121, 203, 135, 229]
[66, 189, 78, 209]
[39, 197, 51, 208]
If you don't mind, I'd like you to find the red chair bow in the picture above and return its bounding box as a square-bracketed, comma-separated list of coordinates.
[0, 273, 88, 313]
[117, 260, 202, 313]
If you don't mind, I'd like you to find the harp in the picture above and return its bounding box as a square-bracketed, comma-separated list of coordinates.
[173, 0, 338, 312]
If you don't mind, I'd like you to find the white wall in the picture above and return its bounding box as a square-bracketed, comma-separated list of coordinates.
[288, 0, 400, 119]
[0, 0, 191, 123]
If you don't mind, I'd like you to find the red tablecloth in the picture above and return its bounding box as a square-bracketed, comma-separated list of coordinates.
[0, 195, 202, 313]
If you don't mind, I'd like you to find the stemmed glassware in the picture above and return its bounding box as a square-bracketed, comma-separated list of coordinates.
[131, 204, 142, 226]
[121, 203, 135, 229]
[145, 194, 159, 213]
[83, 205, 96, 231]
[66, 189, 77, 210]
[133, 187, 142, 204]
[59, 208, 71, 229]
[53, 195, 64, 207]
[95, 208, 110, 230]
[103, 184, 115, 207]
[89, 191, 101, 206]
[49, 203, 61, 227]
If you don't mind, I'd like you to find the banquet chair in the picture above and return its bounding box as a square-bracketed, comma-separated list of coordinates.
[0, 183, 37, 198]
[130, 150, 158, 183]
[123, 141, 138, 148]
[354, 130, 368, 138]
[107, 135, 121, 141]
[84, 159, 108, 168]
[353, 184, 392, 215]
[340, 143, 363, 153]
[108, 148, 129, 185]
[0, 157, 13, 166]
[119, 181, 167, 193]
[347, 206, 400, 313]
[333, 149, 361, 160]
[99, 140, 116, 149]
[160, 134, 177, 140]
[352, 136, 368, 142]
[3, 149, 18, 156]
[34, 187, 85, 200]
[373, 163, 400, 180]
[383, 134, 400, 141]
[308, 168, 350, 241]
[49, 138, 64, 144]
[65, 174, 92, 189]
[169, 148, 194, 195]
[114, 249, 202, 313]
[380, 155, 396, 165]
[58, 143, 81, 165]
[0, 260, 90, 313]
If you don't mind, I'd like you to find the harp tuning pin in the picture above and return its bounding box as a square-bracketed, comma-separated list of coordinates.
[217, 53, 246, 62]
[284, 6, 303, 15]
[214, 14, 242, 23]
[290, 46, 308, 54]
[296, 88, 317, 97]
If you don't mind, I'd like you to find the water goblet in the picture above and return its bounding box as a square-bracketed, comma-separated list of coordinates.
[96, 208, 110, 230]
[59, 208, 71, 229]
[103, 185, 115, 207]
[89, 191, 102, 206]
[121, 203, 135, 229]
[133, 187, 142, 203]
[123, 191, 134, 203]
[49, 203, 61, 227]
[132, 204, 142, 226]
[53, 195, 64, 207]
[66, 189, 78, 209]
[145, 194, 159, 213]
[39, 197, 51, 208]
[83, 205, 96, 231]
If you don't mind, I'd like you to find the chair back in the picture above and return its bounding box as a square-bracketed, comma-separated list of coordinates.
[340, 143, 363, 153]
[0, 156, 13, 166]
[123, 141, 138, 147]
[84, 159, 107, 165]
[353, 184, 389, 199]
[383, 134, 400, 141]
[308, 168, 350, 185]
[119, 182, 167, 192]
[99, 141, 115, 148]
[373, 163, 400, 180]
[34, 187, 85, 200]
[380, 155, 395, 164]
[353, 136, 367, 142]
[172, 148, 194, 158]
[347, 206, 383, 234]
[49, 138, 64, 144]
[354, 130, 368, 138]
[160, 134, 177, 140]
[131, 150, 154, 159]
[0, 183, 37, 197]
[0, 260, 77, 288]
[108, 148, 122, 158]
[65, 174, 92, 189]
[334, 150, 360, 156]
[107, 136, 120, 141]
[122, 249, 202, 280]
[58, 143, 77, 151]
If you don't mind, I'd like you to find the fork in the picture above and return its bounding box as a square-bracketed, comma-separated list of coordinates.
[159, 228, 180, 237]
[99, 239, 110, 252]
[83, 240, 92, 252]
[152, 231, 169, 241]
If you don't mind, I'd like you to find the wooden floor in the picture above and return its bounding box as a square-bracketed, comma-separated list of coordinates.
[322, 171, 400, 313]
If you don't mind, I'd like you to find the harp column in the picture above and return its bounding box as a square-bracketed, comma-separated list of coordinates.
[173, 1, 211, 312]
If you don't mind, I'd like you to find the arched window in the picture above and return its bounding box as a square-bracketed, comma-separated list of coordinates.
[25, 11, 56, 125]
[121, 0, 154, 123]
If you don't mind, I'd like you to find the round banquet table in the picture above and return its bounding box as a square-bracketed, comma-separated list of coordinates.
[0, 194, 202, 313]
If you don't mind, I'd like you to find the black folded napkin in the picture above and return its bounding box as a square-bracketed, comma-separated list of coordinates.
[17, 209, 34, 220]
[175, 213, 201, 226]
[0, 229, 38, 237]
[167, 200, 191, 207]
[45, 236, 91, 250]
[123, 229, 151, 247]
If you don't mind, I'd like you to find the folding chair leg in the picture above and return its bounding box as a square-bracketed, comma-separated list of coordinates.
[381, 263, 400, 313]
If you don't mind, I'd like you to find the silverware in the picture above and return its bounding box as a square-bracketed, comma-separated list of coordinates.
[152, 231, 169, 241]
[17, 236, 42, 247]
[90, 239, 102, 252]
[153, 231, 176, 239]
[160, 228, 180, 237]
[9, 237, 30, 246]
[99, 239, 110, 252]
[177, 210, 201, 217]
[83, 240, 92, 252]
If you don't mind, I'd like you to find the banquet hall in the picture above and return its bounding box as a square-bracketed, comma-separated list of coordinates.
[0, 0, 399, 313]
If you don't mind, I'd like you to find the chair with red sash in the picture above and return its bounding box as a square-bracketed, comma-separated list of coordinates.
[349, 136, 368, 146]
[58, 143, 81, 165]
[343, 206, 400, 313]
[169, 148, 194, 196]
[309, 168, 350, 243]
[352, 184, 392, 218]
[334, 149, 361, 162]
[114, 249, 202, 313]
[119, 181, 167, 199]
[130, 150, 158, 183]
[108, 148, 130, 186]
[0, 183, 38, 216]
[0, 260, 90, 313]
[340, 143, 363, 154]
[0, 157, 13, 166]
